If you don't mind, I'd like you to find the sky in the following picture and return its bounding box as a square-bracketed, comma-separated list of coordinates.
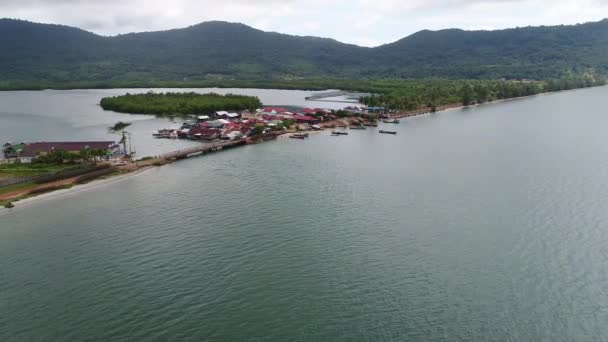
[1, 0, 607, 46]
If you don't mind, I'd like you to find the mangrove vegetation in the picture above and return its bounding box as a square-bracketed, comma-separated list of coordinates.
[100, 92, 262, 116]
[359, 75, 606, 111]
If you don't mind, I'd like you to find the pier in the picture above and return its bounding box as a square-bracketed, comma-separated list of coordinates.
[152, 131, 285, 163]
[305, 91, 370, 102]
[157, 139, 246, 161]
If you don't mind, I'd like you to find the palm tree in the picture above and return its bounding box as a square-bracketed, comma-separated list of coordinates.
[108, 121, 132, 157]
[91, 149, 107, 163]
[49, 149, 69, 164]
[78, 148, 93, 163]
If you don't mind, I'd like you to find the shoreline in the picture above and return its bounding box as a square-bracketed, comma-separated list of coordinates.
[1, 85, 603, 209]
[0, 81, 605, 92]
[385, 85, 599, 120]
[0, 136, 277, 209]
[0, 166, 154, 214]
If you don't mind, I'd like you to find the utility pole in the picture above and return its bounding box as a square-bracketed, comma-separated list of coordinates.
[127, 133, 133, 158]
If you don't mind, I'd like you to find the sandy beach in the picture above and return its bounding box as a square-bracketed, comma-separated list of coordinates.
[0, 166, 154, 214]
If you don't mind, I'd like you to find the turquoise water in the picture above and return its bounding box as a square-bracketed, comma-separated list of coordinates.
[2, 87, 608, 340]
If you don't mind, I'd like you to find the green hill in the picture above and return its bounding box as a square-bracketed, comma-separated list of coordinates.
[374, 20, 608, 79]
[1, 18, 607, 84]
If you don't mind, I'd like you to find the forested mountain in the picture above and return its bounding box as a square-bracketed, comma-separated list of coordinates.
[1, 18, 607, 84]
[373, 20, 608, 79]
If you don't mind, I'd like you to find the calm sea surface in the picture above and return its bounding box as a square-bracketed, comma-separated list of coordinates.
[2, 86, 608, 341]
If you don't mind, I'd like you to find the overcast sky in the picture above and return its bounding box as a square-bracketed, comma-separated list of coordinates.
[2, 0, 607, 46]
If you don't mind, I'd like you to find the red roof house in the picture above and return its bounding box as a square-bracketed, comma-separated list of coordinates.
[20, 141, 118, 158]
[292, 115, 319, 124]
[262, 107, 289, 114]
[301, 108, 328, 115]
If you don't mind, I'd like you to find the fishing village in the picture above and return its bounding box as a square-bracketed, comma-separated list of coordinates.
[0, 97, 409, 208]
[3, 80, 594, 209]
[2, 78, 594, 209]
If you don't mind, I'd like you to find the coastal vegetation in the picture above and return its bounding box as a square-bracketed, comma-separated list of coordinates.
[3, 75, 605, 110]
[0, 163, 119, 208]
[100, 92, 263, 116]
[0, 163, 66, 179]
[0, 182, 36, 195]
[359, 75, 606, 110]
[32, 149, 111, 165]
[0, 182, 36, 207]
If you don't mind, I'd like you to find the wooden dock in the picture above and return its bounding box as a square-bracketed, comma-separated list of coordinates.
[306, 90, 371, 102]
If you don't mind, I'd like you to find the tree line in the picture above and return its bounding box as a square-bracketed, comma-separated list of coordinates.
[359, 74, 606, 111]
[100, 92, 263, 116]
[33, 149, 110, 164]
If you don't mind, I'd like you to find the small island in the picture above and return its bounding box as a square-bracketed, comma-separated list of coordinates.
[100, 92, 263, 116]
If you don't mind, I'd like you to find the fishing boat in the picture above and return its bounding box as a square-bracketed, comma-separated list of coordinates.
[364, 122, 379, 127]
[349, 125, 367, 130]
[382, 119, 400, 124]
[331, 131, 348, 135]
[177, 129, 190, 139]
[153, 129, 178, 139]
[379, 130, 397, 135]
[290, 135, 306, 139]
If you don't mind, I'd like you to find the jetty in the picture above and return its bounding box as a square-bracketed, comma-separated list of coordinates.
[154, 131, 288, 162]
[305, 91, 371, 102]
[157, 139, 246, 161]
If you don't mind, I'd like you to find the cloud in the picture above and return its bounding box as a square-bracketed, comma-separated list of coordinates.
[0, 0, 606, 45]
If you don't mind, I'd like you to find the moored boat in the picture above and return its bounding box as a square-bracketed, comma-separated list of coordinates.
[382, 119, 400, 124]
[331, 131, 348, 135]
[177, 129, 190, 139]
[153, 129, 178, 139]
[379, 130, 397, 135]
[349, 125, 366, 130]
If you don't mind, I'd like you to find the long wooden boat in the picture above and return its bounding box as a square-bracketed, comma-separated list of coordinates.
[379, 130, 397, 135]
[331, 131, 348, 135]
[349, 125, 367, 130]
[382, 119, 400, 124]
